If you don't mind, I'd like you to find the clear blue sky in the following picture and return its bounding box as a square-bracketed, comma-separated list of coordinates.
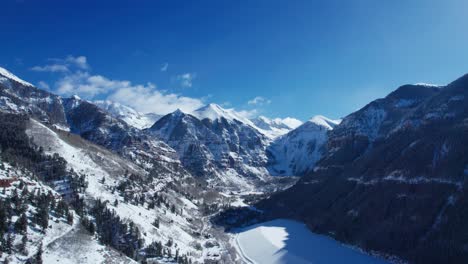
[1, 0, 468, 120]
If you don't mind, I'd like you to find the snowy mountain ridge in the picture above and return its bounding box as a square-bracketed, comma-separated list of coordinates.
[0, 66, 34, 87]
[251, 115, 303, 138]
[93, 100, 162, 129]
[266, 115, 340, 176]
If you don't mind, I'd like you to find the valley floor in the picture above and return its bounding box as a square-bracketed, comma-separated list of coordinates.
[234, 219, 387, 264]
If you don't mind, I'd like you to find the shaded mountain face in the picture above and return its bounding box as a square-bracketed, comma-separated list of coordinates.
[259, 78, 468, 263]
[267, 116, 340, 176]
[63, 96, 179, 169]
[0, 68, 180, 171]
[0, 67, 67, 126]
[149, 105, 271, 188]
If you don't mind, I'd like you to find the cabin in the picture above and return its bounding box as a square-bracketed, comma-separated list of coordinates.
[0, 177, 18, 187]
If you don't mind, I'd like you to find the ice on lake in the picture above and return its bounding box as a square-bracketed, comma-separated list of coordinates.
[235, 219, 387, 264]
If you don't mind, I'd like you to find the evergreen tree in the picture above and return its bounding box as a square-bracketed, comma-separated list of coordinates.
[15, 212, 28, 234]
[18, 234, 28, 254]
[5, 231, 13, 254]
[35, 241, 43, 264]
[35, 203, 49, 232]
[67, 212, 74, 225]
[152, 217, 160, 228]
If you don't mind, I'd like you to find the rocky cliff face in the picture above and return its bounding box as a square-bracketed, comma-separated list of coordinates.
[259, 77, 468, 263]
[63, 96, 180, 170]
[267, 116, 340, 176]
[0, 67, 67, 126]
[149, 105, 271, 189]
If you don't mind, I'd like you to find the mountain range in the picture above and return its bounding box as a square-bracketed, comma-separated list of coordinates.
[1, 66, 468, 263]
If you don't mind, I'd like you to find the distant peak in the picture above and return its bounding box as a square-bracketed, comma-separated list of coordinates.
[0, 66, 34, 87]
[172, 108, 185, 116]
[413, 82, 442, 88]
[308, 115, 341, 130]
[71, 94, 82, 100]
[201, 103, 223, 111]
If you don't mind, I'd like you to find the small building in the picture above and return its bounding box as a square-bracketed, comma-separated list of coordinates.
[0, 177, 18, 187]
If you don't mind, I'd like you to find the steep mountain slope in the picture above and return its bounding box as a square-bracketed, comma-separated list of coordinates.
[251, 116, 302, 138]
[0, 67, 68, 126]
[259, 78, 468, 263]
[149, 105, 271, 190]
[267, 115, 340, 176]
[0, 68, 244, 263]
[26, 119, 235, 263]
[63, 96, 180, 170]
[94, 100, 161, 129]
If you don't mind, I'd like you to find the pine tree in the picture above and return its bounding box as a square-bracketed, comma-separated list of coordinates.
[67, 212, 74, 225]
[5, 231, 13, 254]
[15, 212, 28, 234]
[35, 241, 43, 264]
[152, 217, 159, 228]
[18, 234, 28, 254]
[0, 202, 7, 234]
[35, 204, 49, 232]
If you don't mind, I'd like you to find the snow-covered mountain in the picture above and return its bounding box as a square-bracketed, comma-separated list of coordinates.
[251, 116, 302, 138]
[150, 104, 271, 189]
[267, 115, 340, 176]
[94, 100, 161, 129]
[260, 76, 468, 263]
[0, 67, 68, 126]
[63, 96, 179, 169]
[0, 67, 241, 263]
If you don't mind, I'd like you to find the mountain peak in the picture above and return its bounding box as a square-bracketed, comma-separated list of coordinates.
[172, 108, 185, 116]
[308, 115, 341, 129]
[0, 66, 34, 87]
[71, 94, 82, 100]
[192, 103, 248, 123]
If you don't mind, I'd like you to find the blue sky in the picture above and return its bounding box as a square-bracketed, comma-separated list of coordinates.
[1, 0, 468, 120]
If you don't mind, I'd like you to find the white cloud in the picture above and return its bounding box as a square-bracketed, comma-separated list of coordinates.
[160, 63, 169, 72]
[51, 65, 204, 115]
[237, 109, 259, 119]
[37, 81, 50, 90]
[176, 73, 196, 88]
[31, 64, 69, 72]
[108, 86, 204, 114]
[248, 96, 271, 105]
[31, 55, 89, 73]
[66, 55, 89, 70]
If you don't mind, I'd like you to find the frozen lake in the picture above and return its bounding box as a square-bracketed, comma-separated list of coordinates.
[235, 219, 387, 264]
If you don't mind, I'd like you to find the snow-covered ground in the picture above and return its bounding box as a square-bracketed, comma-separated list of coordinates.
[235, 219, 387, 264]
[25, 118, 231, 263]
[43, 224, 136, 264]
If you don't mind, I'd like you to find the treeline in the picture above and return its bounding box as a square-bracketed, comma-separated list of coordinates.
[0, 181, 74, 261]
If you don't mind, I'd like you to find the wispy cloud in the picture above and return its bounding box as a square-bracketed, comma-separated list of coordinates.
[248, 96, 271, 105]
[31, 55, 89, 73]
[35, 56, 204, 115]
[160, 63, 169, 72]
[37, 81, 50, 90]
[176, 73, 196, 88]
[31, 64, 69, 73]
[237, 109, 259, 119]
